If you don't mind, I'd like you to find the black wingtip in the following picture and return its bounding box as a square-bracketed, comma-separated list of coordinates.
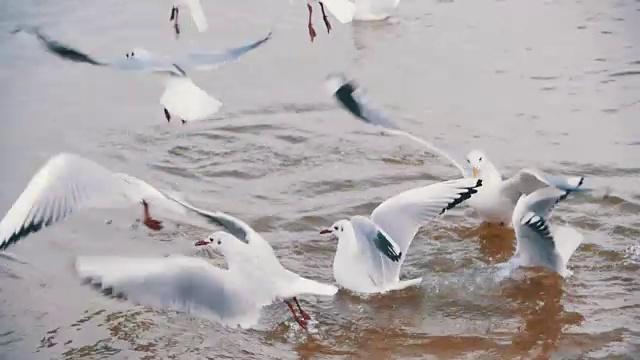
[439, 181, 482, 215]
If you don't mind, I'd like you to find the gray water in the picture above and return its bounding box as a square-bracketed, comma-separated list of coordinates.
[1, 0, 639, 358]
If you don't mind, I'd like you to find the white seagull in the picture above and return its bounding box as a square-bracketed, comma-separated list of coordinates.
[11, 26, 272, 124]
[319, 178, 482, 294]
[509, 187, 583, 277]
[77, 195, 339, 330]
[304, 0, 356, 42]
[324, 74, 587, 226]
[0, 153, 187, 252]
[169, 0, 208, 38]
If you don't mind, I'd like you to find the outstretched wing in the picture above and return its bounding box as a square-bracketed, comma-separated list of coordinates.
[75, 255, 273, 328]
[324, 74, 471, 177]
[500, 168, 585, 204]
[164, 194, 260, 245]
[0, 153, 183, 251]
[11, 26, 181, 75]
[370, 178, 482, 279]
[180, 32, 272, 70]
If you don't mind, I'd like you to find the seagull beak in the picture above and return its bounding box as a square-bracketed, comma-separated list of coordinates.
[472, 167, 479, 177]
[319, 228, 331, 235]
[194, 240, 209, 247]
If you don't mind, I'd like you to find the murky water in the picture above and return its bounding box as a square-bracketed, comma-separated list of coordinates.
[1, 0, 639, 358]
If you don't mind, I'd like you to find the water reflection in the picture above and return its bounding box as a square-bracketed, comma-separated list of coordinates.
[500, 272, 584, 357]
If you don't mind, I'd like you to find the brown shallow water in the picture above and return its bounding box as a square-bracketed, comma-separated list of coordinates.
[1, 0, 640, 358]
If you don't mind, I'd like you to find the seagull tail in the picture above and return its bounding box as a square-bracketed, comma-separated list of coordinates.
[289, 276, 338, 297]
[385, 277, 423, 292]
[552, 225, 583, 271]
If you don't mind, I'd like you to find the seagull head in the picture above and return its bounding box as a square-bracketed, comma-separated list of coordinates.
[319, 219, 350, 239]
[195, 231, 243, 256]
[466, 149, 488, 178]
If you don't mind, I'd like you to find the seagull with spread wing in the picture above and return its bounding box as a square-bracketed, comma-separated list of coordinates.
[11, 26, 272, 124]
[320, 178, 483, 294]
[0, 153, 189, 252]
[324, 74, 588, 226]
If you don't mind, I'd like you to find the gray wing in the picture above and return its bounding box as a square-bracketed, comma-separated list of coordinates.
[179, 32, 273, 70]
[164, 194, 256, 244]
[0, 153, 184, 251]
[500, 168, 585, 204]
[350, 215, 402, 286]
[75, 255, 274, 328]
[11, 26, 183, 75]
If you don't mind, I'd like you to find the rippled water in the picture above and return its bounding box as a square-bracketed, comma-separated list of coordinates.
[1, 0, 639, 358]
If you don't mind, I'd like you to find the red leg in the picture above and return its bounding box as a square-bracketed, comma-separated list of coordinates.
[284, 300, 308, 330]
[142, 200, 163, 231]
[293, 297, 311, 320]
[307, 4, 316, 42]
[174, 8, 181, 37]
[319, 2, 332, 33]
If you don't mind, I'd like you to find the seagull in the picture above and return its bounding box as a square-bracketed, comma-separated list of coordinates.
[11, 26, 272, 124]
[75, 230, 338, 330]
[509, 187, 583, 277]
[0, 153, 188, 252]
[324, 74, 587, 226]
[305, 0, 356, 42]
[169, 0, 208, 38]
[139, 194, 339, 329]
[352, 0, 401, 21]
[319, 178, 483, 294]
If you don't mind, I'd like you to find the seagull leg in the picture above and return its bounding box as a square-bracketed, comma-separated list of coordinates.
[284, 300, 308, 330]
[181, 119, 187, 125]
[293, 297, 311, 320]
[141, 200, 164, 231]
[164, 108, 171, 122]
[319, 2, 332, 33]
[174, 7, 181, 37]
[307, 4, 317, 42]
[170, 6, 176, 21]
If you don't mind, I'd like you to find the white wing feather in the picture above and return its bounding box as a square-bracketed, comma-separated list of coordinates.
[75, 255, 274, 328]
[500, 168, 585, 204]
[0, 153, 185, 250]
[370, 178, 482, 279]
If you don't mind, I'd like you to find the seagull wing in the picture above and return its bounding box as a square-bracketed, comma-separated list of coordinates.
[370, 178, 482, 279]
[75, 255, 274, 328]
[500, 168, 585, 204]
[180, 32, 272, 71]
[12, 26, 182, 75]
[0, 153, 185, 251]
[325, 75, 471, 177]
[350, 215, 403, 286]
[163, 194, 260, 245]
[512, 187, 583, 276]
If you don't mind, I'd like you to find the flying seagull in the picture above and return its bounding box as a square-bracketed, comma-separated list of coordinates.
[11, 26, 272, 124]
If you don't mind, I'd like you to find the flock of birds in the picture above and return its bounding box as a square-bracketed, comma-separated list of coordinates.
[2, 0, 597, 333]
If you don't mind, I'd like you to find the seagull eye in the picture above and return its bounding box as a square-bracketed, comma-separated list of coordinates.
[217, 240, 221, 245]
[479, 157, 483, 161]
[466, 159, 470, 163]
[334, 226, 338, 231]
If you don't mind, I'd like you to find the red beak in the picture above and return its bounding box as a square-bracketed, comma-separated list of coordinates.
[319, 228, 331, 234]
[194, 240, 209, 246]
